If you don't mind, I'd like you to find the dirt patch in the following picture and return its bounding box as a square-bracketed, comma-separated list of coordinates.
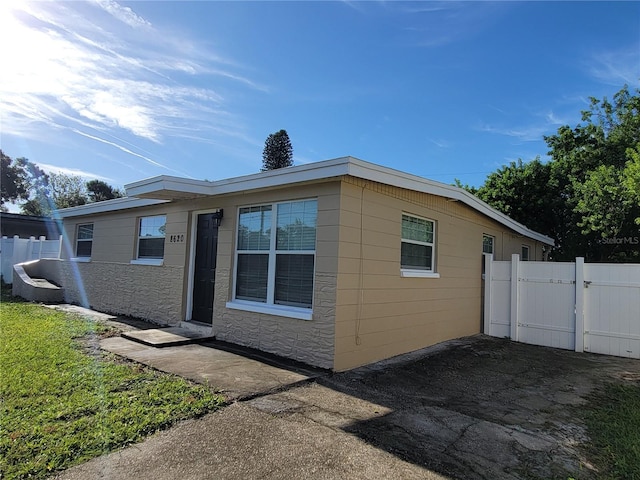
[265, 335, 640, 479]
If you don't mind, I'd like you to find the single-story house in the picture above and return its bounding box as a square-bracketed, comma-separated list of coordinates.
[39, 157, 553, 371]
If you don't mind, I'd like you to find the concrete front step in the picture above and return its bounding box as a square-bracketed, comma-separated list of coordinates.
[122, 327, 214, 348]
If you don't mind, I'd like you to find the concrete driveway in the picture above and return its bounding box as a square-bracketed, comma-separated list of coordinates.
[56, 334, 640, 480]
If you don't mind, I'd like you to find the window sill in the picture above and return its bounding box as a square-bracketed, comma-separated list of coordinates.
[225, 301, 313, 321]
[130, 258, 164, 266]
[70, 257, 91, 263]
[401, 269, 440, 278]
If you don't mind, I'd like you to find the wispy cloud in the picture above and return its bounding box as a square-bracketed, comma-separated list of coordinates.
[71, 129, 190, 177]
[0, 0, 264, 162]
[477, 123, 551, 142]
[587, 47, 640, 86]
[395, 1, 511, 48]
[429, 138, 450, 148]
[36, 162, 111, 180]
[92, 0, 152, 29]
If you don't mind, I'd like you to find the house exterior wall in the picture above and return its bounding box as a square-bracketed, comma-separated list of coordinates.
[332, 177, 548, 371]
[59, 182, 340, 369]
[59, 202, 188, 324]
[55, 175, 548, 371]
[200, 181, 340, 369]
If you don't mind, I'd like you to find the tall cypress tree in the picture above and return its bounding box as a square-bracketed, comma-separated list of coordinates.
[262, 129, 293, 171]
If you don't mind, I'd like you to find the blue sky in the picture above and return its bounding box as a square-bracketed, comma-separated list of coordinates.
[1, 1, 639, 201]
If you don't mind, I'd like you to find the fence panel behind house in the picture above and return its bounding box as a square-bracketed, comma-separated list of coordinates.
[484, 255, 640, 360]
[518, 261, 576, 350]
[583, 263, 640, 358]
[0, 236, 63, 283]
[484, 260, 511, 338]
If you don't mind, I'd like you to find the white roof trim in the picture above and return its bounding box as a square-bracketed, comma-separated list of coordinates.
[57, 197, 168, 218]
[60, 156, 554, 245]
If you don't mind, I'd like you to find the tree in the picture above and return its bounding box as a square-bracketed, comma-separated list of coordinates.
[262, 129, 293, 171]
[470, 86, 640, 262]
[86, 179, 124, 202]
[472, 157, 564, 249]
[21, 173, 89, 216]
[1, 151, 48, 211]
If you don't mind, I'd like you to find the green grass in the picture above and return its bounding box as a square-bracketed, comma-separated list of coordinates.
[0, 293, 225, 480]
[584, 382, 640, 480]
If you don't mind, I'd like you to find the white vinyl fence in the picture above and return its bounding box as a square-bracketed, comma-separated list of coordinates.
[484, 254, 640, 359]
[0, 235, 63, 283]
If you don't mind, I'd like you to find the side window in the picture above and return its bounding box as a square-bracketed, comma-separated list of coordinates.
[521, 245, 530, 261]
[482, 234, 494, 256]
[76, 223, 94, 258]
[401, 213, 435, 273]
[137, 215, 166, 259]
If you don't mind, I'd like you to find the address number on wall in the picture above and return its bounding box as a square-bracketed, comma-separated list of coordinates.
[169, 234, 185, 243]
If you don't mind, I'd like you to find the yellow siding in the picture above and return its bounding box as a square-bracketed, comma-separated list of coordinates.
[333, 176, 548, 370]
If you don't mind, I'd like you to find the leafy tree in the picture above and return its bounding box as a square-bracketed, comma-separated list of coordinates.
[469, 86, 640, 262]
[1, 151, 48, 211]
[86, 179, 124, 202]
[262, 129, 293, 171]
[21, 173, 88, 216]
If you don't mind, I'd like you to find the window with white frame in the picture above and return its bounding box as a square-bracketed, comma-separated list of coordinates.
[521, 245, 530, 261]
[482, 234, 494, 256]
[76, 223, 93, 257]
[137, 215, 166, 259]
[401, 213, 435, 272]
[234, 199, 317, 309]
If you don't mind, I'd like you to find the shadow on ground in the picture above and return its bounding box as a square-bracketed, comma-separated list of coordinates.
[318, 336, 640, 479]
[258, 336, 640, 480]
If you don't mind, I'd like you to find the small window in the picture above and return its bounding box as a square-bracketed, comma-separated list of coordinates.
[137, 215, 166, 259]
[401, 214, 435, 272]
[521, 245, 530, 261]
[482, 234, 494, 255]
[76, 223, 93, 257]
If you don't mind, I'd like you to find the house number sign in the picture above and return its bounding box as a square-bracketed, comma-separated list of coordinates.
[169, 234, 185, 243]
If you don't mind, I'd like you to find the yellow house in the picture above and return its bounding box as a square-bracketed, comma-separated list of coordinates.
[50, 157, 553, 371]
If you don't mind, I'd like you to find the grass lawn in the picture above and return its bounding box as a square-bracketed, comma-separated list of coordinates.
[0, 292, 225, 480]
[585, 381, 640, 480]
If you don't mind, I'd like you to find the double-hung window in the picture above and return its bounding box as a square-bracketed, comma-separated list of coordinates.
[401, 213, 437, 277]
[483, 234, 494, 256]
[136, 215, 166, 261]
[76, 223, 93, 258]
[521, 245, 530, 261]
[233, 199, 317, 316]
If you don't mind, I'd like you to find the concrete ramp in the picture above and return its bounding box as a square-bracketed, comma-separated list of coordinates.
[122, 327, 214, 347]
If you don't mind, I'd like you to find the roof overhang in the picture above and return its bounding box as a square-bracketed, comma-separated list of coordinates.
[57, 197, 168, 218]
[59, 156, 555, 246]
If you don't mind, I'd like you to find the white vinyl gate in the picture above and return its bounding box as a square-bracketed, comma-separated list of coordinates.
[484, 254, 640, 359]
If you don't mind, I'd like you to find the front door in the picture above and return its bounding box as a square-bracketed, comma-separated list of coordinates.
[191, 213, 219, 324]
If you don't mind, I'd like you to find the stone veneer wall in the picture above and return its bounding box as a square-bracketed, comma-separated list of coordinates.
[214, 268, 337, 369]
[37, 258, 184, 324]
[208, 182, 341, 370]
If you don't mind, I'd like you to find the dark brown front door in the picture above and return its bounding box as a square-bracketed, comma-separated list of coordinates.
[191, 213, 219, 324]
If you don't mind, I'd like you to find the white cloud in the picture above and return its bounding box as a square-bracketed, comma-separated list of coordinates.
[588, 48, 640, 87]
[0, 0, 263, 156]
[36, 162, 110, 180]
[92, 0, 151, 28]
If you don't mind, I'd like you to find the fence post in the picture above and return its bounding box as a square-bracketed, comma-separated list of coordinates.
[510, 253, 520, 341]
[58, 235, 64, 259]
[574, 257, 585, 353]
[38, 236, 45, 259]
[483, 253, 493, 335]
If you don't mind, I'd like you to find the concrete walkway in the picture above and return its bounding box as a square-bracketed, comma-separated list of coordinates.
[50, 305, 640, 480]
[101, 336, 323, 400]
